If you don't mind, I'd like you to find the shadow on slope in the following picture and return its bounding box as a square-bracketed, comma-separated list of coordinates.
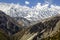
[0, 10, 24, 36]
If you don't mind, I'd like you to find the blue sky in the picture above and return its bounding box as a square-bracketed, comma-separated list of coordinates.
[0, 0, 60, 7]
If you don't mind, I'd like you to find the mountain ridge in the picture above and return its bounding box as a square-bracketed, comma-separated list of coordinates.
[0, 3, 60, 23]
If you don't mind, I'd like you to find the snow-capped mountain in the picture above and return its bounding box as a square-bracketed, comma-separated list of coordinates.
[0, 3, 60, 22]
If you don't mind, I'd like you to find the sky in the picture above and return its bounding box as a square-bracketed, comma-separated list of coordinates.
[0, 0, 60, 7]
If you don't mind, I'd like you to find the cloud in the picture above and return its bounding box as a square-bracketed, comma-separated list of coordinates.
[25, 1, 30, 5]
[44, 0, 52, 4]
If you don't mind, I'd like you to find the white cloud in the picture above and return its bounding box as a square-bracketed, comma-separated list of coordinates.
[45, 0, 52, 4]
[25, 1, 30, 5]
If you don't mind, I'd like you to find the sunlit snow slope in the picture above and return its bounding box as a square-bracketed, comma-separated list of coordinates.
[0, 3, 60, 22]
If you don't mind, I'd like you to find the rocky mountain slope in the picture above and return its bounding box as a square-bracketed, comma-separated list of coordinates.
[0, 10, 60, 40]
[0, 10, 24, 36]
[12, 15, 60, 40]
[13, 17, 31, 27]
[33, 15, 60, 40]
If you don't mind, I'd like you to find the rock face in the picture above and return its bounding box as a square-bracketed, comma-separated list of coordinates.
[32, 15, 60, 40]
[0, 10, 23, 36]
[13, 17, 31, 27]
[13, 15, 60, 40]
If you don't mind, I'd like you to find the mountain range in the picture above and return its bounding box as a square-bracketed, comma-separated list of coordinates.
[0, 3, 60, 23]
[0, 3, 60, 40]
